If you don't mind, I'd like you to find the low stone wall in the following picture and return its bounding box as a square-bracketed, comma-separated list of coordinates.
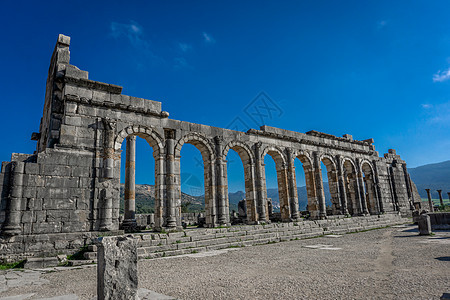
[132, 213, 204, 229]
[0, 230, 123, 263]
[428, 212, 450, 230]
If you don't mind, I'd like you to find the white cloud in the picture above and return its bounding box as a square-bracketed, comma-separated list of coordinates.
[202, 32, 215, 43]
[433, 68, 450, 82]
[179, 43, 192, 52]
[423, 101, 450, 126]
[174, 57, 192, 69]
[110, 21, 147, 48]
[377, 20, 388, 29]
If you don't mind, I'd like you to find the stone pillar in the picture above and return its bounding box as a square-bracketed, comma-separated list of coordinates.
[214, 137, 228, 225]
[425, 189, 434, 212]
[372, 162, 384, 213]
[154, 153, 166, 229]
[3, 161, 24, 236]
[303, 164, 318, 218]
[165, 130, 177, 228]
[123, 136, 137, 229]
[437, 190, 444, 207]
[97, 236, 138, 300]
[357, 172, 369, 215]
[243, 163, 258, 224]
[99, 189, 113, 231]
[448, 192, 450, 204]
[286, 149, 299, 220]
[254, 142, 267, 222]
[313, 152, 326, 219]
[277, 165, 291, 222]
[418, 214, 432, 236]
[336, 156, 349, 215]
[102, 119, 116, 179]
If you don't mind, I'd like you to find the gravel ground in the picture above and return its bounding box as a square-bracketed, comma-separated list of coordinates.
[1, 225, 449, 300]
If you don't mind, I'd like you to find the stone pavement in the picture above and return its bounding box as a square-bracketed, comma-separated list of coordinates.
[0, 265, 175, 300]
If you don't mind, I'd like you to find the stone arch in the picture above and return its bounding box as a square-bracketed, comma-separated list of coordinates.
[318, 154, 341, 215]
[222, 141, 255, 165]
[360, 160, 379, 214]
[261, 146, 286, 169]
[174, 132, 215, 162]
[342, 157, 361, 215]
[174, 132, 217, 226]
[113, 125, 165, 229]
[114, 125, 164, 156]
[222, 141, 257, 224]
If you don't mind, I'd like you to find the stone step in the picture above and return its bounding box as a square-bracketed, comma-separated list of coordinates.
[68, 259, 96, 266]
[86, 216, 409, 263]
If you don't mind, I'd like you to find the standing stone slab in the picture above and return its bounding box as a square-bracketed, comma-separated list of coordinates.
[97, 235, 138, 300]
[418, 214, 432, 236]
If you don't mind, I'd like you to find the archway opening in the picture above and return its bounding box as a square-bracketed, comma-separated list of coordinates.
[320, 157, 341, 215]
[119, 134, 157, 230]
[361, 162, 378, 214]
[180, 143, 206, 214]
[294, 155, 314, 218]
[264, 154, 279, 215]
[343, 160, 359, 216]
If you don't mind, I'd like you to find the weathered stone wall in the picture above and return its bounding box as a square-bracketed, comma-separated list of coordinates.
[0, 34, 418, 259]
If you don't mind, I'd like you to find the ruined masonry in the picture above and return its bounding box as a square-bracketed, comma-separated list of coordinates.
[0, 35, 421, 259]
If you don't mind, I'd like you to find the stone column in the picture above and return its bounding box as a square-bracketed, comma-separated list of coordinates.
[154, 153, 165, 229]
[372, 162, 384, 213]
[214, 137, 228, 225]
[448, 192, 450, 204]
[437, 190, 444, 207]
[313, 152, 327, 219]
[99, 189, 113, 231]
[304, 164, 319, 218]
[358, 173, 369, 215]
[97, 236, 138, 300]
[3, 161, 24, 236]
[425, 189, 434, 212]
[254, 142, 267, 222]
[336, 156, 349, 215]
[102, 119, 116, 179]
[123, 136, 137, 229]
[244, 163, 258, 223]
[165, 130, 177, 228]
[286, 149, 299, 220]
[277, 165, 291, 222]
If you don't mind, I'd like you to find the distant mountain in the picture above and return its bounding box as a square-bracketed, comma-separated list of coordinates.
[119, 184, 205, 214]
[408, 160, 450, 199]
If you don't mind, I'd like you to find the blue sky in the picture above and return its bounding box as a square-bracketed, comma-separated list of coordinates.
[1, 1, 449, 193]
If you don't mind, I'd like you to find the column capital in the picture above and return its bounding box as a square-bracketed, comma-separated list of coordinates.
[126, 135, 137, 142]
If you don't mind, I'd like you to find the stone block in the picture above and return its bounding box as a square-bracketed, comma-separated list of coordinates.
[97, 235, 138, 300]
[65, 65, 89, 79]
[24, 257, 59, 269]
[418, 214, 432, 235]
[24, 163, 40, 175]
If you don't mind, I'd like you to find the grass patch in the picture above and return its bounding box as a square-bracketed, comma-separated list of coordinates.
[227, 245, 244, 248]
[0, 260, 25, 270]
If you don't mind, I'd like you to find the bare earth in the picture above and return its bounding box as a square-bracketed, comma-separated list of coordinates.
[1, 225, 449, 300]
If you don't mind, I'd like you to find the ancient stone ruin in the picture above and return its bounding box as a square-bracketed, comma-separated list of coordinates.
[0, 34, 422, 260]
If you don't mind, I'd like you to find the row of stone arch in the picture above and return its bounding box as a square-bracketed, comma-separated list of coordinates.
[113, 125, 383, 229]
